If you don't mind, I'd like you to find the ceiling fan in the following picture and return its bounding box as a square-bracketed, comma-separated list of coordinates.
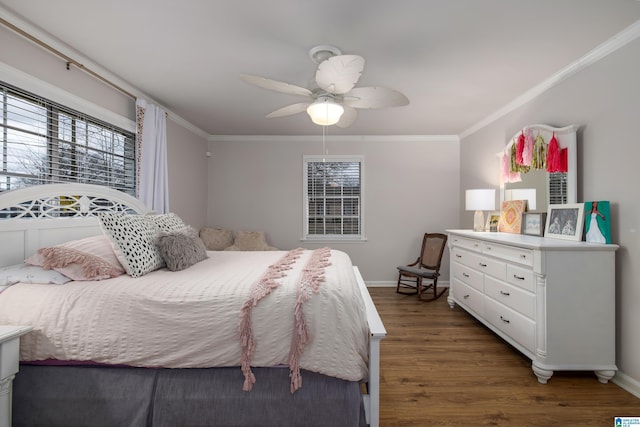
[240, 45, 409, 127]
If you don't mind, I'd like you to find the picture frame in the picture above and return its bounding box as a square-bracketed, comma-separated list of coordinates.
[521, 212, 547, 237]
[544, 203, 585, 241]
[584, 201, 611, 243]
[488, 214, 500, 232]
[498, 200, 527, 234]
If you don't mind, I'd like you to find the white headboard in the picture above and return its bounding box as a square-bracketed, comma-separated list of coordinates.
[0, 183, 148, 267]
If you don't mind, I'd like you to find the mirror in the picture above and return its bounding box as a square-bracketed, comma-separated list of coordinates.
[501, 124, 578, 212]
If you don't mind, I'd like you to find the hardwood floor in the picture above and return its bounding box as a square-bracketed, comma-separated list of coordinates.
[368, 287, 640, 426]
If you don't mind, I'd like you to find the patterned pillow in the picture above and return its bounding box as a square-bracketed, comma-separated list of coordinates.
[199, 227, 233, 250]
[25, 235, 125, 281]
[157, 227, 208, 271]
[99, 213, 165, 278]
[149, 213, 187, 232]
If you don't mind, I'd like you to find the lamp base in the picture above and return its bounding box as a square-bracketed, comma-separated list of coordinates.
[473, 210, 485, 232]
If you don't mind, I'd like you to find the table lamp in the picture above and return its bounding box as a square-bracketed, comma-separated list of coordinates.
[465, 189, 496, 232]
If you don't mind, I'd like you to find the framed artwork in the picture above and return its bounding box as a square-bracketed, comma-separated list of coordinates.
[488, 214, 500, 232]
[498, 200, 527, 234]
[544, 203, 584, 241]
[584, 201, 611, 243]
[521, 212, 547, 237]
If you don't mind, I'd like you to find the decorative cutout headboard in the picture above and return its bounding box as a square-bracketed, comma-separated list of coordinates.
[0, 183, 148, 267]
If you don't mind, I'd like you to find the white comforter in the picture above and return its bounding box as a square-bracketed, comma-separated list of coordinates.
[0, 249, 369, 385]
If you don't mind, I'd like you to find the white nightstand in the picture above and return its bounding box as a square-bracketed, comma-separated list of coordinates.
[0, 325, 32, 427]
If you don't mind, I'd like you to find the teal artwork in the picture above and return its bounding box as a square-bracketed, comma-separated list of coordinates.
[584, 201, 611, 244]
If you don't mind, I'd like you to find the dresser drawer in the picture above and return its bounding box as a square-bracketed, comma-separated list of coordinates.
[452, 279, 484, 317]
[485, 275, 535, 319]
[482, 242, 533, 267]
[450, 246, 482, 269]
[484, 296, 535, 353]
[475, 256, 506, 281]
[452, 261, 483, 292]
[449, 236, 482, 253]
[506, 264, 535, 293]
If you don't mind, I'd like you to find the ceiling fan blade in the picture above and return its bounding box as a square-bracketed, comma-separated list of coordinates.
[336, 105, 358, 128]
[315, 55, 365, 94]
[344, 86, 409, 109]
[240, 74, 312, 97]
[265, 102, 310, 118]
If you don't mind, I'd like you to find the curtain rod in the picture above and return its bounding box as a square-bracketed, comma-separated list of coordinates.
[1, 17, 136, 100]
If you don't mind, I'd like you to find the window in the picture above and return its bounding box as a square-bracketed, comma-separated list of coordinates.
[0, 82, 136, 194]
[303, 155, 364, 240]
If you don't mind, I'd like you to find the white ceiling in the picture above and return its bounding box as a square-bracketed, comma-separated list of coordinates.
[2, 0, 640, 136]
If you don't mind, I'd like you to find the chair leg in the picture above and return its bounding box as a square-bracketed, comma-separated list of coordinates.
[396, 273, 418, 295]
[418, 278, 448, 302]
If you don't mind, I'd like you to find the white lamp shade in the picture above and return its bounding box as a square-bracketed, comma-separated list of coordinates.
[466, 189, 496, 232]
[465, 189, 496, 211]
[307, 98, 344, 126]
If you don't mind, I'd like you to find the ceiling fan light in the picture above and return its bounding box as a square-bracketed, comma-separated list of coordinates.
[307, 98, 344, 126]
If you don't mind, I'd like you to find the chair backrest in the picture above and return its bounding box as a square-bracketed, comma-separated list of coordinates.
[419, 233, 448, 271]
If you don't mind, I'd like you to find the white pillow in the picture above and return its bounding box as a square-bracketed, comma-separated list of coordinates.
[99, 213, 165, 278]
[1, 263, 71, 293]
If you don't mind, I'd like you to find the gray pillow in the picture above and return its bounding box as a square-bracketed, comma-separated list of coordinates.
[157, 227, 208, 271]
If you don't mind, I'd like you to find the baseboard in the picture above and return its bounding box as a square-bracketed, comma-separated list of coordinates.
[365, 281, 450, 288]
[612, 371, 640, 399]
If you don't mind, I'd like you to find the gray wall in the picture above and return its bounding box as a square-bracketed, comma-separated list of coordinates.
[1, 25, 209, 229]
[207, 136, 460, 283]
[460, 38, 640, 388]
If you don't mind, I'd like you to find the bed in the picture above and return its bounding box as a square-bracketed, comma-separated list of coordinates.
[0, 183, 386, 427]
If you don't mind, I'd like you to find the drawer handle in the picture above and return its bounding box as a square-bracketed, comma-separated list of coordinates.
[500, 290, 510, 296]
[456, 254, 462, 258]
[500, 316, 510, 324]
[513, 274, 525, 281]
[474, 243, 479, 248]
[463, 273, 470, 278]
[463, 294, 470, 299]
[479, 262, 487, 267]
[520, 254, 527, 259]
[486, 246, 492, 251]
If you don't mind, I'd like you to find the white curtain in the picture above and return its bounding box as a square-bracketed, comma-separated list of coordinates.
[136, 99, 169, 213]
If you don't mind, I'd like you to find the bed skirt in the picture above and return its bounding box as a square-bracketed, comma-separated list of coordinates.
[12, 365, 366, 427]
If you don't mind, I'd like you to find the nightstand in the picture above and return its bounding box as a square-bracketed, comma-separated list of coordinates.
[0, 325, 32, 427]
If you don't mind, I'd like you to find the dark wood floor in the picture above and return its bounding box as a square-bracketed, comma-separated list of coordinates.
[368, 287, 640, 426]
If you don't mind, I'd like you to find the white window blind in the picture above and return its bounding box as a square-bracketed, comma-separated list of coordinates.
[303, 155, 364, 240]
[0, 82, 136, 194]
[549, 172, 567, 205]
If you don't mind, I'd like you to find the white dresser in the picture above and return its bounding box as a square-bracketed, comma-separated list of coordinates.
[446, 230, 618, 384]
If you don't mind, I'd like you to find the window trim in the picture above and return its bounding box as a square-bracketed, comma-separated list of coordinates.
[302, 154, 366, 242]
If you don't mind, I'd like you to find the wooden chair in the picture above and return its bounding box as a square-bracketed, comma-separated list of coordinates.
[396, 233, 448, 301]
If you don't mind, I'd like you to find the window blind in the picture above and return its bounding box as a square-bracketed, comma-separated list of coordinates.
[304, 156, 363, 239]
[0, 82, 136, 194]
[549, 172, 567, 205]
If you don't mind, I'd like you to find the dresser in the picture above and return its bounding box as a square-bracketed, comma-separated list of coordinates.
[0, 325, 32, 427]
[446, 230, 618, 384]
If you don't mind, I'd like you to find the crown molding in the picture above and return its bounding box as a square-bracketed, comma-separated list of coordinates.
[208, 134, 459, 143]
[460, 19, 640, 139]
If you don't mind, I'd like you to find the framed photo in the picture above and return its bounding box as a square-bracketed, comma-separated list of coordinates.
[488, 214, 500, 232]
[521, 212, 547, 237]
[544, 203, 585, 241]
[584, 201, 611, 243]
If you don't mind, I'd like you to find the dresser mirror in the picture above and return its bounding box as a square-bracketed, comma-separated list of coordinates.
[501, 124, 578, 213]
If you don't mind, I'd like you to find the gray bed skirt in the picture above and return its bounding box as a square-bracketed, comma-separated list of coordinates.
[13, 365, 367, 427]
